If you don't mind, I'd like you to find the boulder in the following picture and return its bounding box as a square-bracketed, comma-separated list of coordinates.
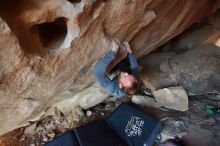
[54, 83, 109, 112]
[152, 87, 189, 111]
[140, 44, 220, 95]
[132, 87, 189, 111]
[139, 52, 177, 90]
[132, 95, 161, 108]
[170, 44, 220, 95]
[160, 118, 188, 142]
[0, 0, 219, 134]
[140, 11, 220, 95]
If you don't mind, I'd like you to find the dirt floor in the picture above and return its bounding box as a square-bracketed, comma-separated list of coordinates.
[0, 94, 220, 146]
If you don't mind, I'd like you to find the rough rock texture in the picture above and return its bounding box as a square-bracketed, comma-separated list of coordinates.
[153, 86, 189, 111]
[159, 9, 220, 52]
[132, 86, 189, 111]
[0, 0, 219, 135]
[132, 95, 160, 108]
[140, 10, 220, 95]
[54, 83, 109, 112]
[140, 45, 220, 95]
[170, 44, 220, 95]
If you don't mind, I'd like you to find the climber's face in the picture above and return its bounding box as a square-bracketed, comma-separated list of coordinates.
[119, 72, 137, 88]
[118, 72, 138, 95]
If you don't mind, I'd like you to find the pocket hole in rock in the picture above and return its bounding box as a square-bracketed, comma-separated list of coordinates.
[31, 17, 68, 52]
[67, 0, 81, 3]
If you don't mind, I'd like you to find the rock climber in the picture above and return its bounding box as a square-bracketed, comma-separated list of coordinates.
[93, 41, 140, 100]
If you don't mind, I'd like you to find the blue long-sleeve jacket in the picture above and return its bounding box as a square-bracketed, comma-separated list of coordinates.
[93, 50, 139, 99]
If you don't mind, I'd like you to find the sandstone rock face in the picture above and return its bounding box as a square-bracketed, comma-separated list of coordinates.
[140, 10, 220, 94]
[140, 44, 220, 95]
[132, 86, 189, 112]
[0, 0, 219, 135]
[132, 95, 160, 108]
[153, 87, 189, 111]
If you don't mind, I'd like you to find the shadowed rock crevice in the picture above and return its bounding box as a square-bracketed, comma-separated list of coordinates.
[67, 0, 82, 4]
[0, 0, 220, 136]
[31, 17, 68, 51]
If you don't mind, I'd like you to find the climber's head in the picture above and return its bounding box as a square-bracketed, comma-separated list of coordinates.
[119, 72, 138, 95]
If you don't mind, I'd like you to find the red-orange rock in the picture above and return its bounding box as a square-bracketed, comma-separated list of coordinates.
[0, 0, 219, 135]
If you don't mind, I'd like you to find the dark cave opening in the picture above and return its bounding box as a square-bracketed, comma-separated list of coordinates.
[67, 0, 82, 4]
[31, 17, 68, 51]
